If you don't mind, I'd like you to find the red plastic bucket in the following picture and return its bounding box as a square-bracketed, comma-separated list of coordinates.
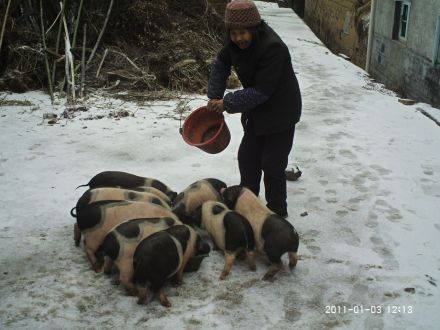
[182, 106, 231, 154]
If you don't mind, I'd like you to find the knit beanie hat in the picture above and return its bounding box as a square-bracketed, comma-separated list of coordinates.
[224, 0, 261, 29]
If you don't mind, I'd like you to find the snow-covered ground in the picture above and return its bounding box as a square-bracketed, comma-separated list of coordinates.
[1, 2, 439, 329]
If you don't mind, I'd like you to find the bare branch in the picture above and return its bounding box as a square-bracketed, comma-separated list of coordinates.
[86, 0, 114, 70]
[96, 48, 108, 78]
[45, 4, 63, 35]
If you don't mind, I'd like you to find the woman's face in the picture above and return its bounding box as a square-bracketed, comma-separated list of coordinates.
[230, 28, 253, 49]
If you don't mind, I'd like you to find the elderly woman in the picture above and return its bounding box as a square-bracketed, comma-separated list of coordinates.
[207, 0, 302, 217]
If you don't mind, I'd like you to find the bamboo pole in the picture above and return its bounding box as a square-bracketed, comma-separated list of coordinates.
[45, 4, 63, 35]
[86, 0, 114, 70]
[96, 48, 108, 78]
[80, 23, 86, 98]
[40, 0, 54, 102]
[72, 0, 84, 48]
[0, 0, 12, 55]
[63, 13, 75, 103]
[52, 0, 66, 90]
[65, 38, 70, 101]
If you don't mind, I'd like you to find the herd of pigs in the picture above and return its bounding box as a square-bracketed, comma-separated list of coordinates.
[71, 171, 299, 307]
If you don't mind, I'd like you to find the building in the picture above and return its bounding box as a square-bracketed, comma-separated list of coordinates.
[367, 0, 440, 107]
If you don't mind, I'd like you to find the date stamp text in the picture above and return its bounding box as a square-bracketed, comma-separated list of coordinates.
[325, 305, 413, 314]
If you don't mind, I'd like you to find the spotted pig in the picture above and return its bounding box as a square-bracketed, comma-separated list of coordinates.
[133, 225, 210, 307]
[75, 200, 180, 271]
[172, 178, 226, 224]
[95, 217, 181, 293]
[192, 201, 256, 279]
[76, 171, 177, 201]
[71, 187, 171, 219]
[222, 185, 299, 281]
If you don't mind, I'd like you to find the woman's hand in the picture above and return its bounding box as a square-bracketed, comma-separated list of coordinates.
[207, 99, 225, 113]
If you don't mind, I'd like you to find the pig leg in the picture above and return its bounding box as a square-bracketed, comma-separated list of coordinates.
[120, 272, 136, 296]
[103, 256, 114, 275]
[263, 235, 290, 281]
[212, 241, 221, 251]
[169, 274, 178, 286]
[174, 255, 191, 285]
[246, 250, 257, 271]
[85, 247, 98, 271]
[288, 251, 298, 268]
[262, 262, 282, 282]
[220, 252, 236, 280]
[137, 287, 154, 305]
[158, 287, 171, 307]
[136, 286, 150, 305]
[174, 269, 184, 286]
[94, 262, 104, 273]
[74, 223, 81, 246]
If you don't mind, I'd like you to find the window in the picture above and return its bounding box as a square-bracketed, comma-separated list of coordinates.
[393, 1, 411, 41]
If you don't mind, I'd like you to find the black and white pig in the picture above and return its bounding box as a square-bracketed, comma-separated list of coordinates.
[72, 188, 171, 247]
[76, 171, 177, 201]
[95, 217, 181, 293]
[172, 178, 226, 224]
[133, 224, 210, 307]
[75, 200, 180, 271]
[128, 186, 173, 206]
[222, 185, 299, 281]
[192, 201, 256, 280]
[71, 187, 171, 219]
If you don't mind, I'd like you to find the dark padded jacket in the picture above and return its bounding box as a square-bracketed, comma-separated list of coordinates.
[208, 21, 302, 136]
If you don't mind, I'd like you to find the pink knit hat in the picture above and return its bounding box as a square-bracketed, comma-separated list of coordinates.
[224, 0, 261, 29]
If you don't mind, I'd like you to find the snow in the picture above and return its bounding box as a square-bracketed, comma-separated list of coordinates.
[1, 2, 439, 329]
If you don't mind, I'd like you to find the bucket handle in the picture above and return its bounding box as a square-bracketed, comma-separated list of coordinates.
[177, 98, 211, 135]
[177, 99, 188, 135]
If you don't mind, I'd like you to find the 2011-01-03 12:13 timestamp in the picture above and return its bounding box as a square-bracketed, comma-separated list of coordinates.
[325, 305, 413, 314]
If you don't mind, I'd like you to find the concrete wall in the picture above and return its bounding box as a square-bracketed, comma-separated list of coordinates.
[302, 0, 370, 68]
[370, 0, 440, 107]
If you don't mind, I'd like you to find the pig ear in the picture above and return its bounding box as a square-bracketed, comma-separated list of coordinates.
[195, 233, 211, 255]
[219, 187, 227, 201]
[169, 191, 178, 201]
[199, 241, 211, 255]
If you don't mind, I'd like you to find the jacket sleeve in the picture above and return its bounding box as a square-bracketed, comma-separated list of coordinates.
[223, 88, 269, 113]
[207, 57, 231, 100]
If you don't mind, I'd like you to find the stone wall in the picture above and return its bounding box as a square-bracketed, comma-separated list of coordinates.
[302, 0, 370, 68]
